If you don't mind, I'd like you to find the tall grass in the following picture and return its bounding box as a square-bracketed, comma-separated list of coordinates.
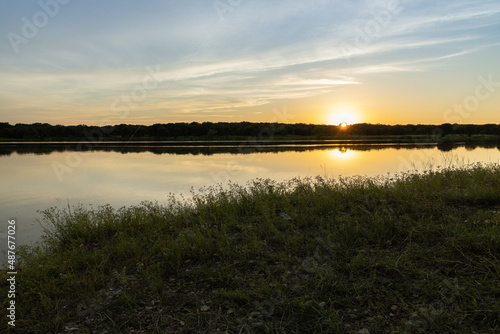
[1, 163, 500, 333]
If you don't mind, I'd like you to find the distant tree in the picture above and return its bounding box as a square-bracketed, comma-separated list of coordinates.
[0, 121, 499, 140]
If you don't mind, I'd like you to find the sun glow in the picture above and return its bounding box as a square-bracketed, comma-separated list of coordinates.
[327, 147, 358, 160]
[327, 105, 360, 126]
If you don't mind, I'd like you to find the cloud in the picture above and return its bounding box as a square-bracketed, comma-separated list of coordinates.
[0, 0, 499, 124]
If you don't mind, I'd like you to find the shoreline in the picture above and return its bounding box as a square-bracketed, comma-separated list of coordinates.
[1, 164, 499, 333]
[1, 134, 500, 146]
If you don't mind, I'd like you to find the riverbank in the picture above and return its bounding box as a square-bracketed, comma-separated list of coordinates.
[2, 164, 500, 333]
[1, 122, 500, 144]
[1, 133, 500, 144]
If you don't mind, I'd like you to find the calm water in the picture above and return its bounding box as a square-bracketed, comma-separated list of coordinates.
[1, 142, 500, 255]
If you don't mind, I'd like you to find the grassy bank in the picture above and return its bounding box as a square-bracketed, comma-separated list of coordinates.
[2, 164, 500, 333]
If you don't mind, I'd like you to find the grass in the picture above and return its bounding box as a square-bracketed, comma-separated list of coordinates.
[2, 163, 500, 333]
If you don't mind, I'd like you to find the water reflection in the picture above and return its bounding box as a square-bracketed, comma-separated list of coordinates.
[1, 141, 499, 157]
[327, 147, 358, 160]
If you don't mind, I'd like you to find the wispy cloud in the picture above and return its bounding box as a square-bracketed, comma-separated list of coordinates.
[0, 0, 499, 124]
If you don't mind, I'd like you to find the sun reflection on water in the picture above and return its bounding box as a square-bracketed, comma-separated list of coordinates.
[327, 147, 358, 160]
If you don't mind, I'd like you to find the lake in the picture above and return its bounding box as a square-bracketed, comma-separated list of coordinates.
[1, 142, 500, 255]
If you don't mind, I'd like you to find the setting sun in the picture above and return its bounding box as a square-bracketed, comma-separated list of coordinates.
[327, 105, 361, 126]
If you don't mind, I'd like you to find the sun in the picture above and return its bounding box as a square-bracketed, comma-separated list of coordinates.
[327, 105, 360, 126]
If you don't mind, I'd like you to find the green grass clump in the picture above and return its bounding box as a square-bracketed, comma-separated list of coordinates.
[2, 163, 500, 333]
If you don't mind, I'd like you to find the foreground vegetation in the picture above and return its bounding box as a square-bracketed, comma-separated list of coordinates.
[2, 164, 500, 333]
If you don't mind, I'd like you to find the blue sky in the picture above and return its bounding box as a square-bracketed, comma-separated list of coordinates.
[1, 0, 499, 125]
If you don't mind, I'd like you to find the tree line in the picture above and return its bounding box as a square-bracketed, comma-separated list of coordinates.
[0, 122, 499, 140]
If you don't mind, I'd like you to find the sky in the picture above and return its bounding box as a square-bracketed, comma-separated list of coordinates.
[1, 0, 499, 126]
